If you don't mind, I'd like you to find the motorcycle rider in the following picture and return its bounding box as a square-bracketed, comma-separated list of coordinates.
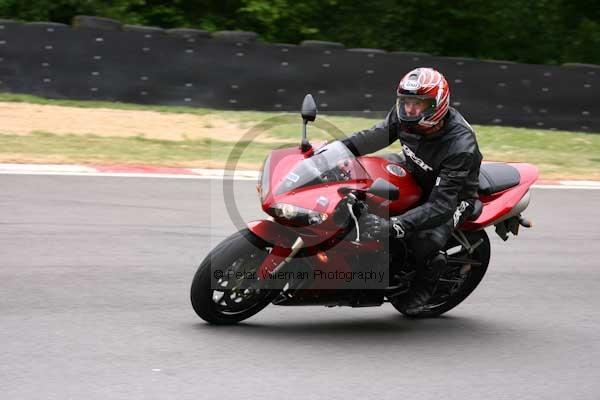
[341, 67, 483, 313]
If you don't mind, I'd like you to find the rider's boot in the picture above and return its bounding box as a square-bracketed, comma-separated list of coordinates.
[403, 252, 447, 314]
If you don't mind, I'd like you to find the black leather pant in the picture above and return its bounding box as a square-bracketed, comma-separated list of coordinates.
[405, 199, 475, 274]
[382, 153, 475, 274]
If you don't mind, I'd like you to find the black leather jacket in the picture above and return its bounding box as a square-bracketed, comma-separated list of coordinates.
[342, 106, 483, 232]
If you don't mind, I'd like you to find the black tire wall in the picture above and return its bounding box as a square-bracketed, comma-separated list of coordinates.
[0, 18, 597, 132]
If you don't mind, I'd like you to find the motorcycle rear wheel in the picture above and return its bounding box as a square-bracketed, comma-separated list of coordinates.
[391, 229, 490, 318]
[190, 229, 277, 324]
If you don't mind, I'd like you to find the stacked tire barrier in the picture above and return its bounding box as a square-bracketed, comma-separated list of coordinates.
[0, 17, 598, 132]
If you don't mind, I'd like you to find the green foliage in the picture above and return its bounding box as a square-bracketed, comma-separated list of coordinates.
[0, 0, 598, 65]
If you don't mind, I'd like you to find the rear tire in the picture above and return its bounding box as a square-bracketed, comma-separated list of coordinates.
[190, 229, 276, 324]
[391, 229, 490, 318]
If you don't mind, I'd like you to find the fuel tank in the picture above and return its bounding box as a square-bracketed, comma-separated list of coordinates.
[358, 156, 422, 216]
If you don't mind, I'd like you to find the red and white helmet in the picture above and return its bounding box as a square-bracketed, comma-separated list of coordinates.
[396, 67, 450, 128]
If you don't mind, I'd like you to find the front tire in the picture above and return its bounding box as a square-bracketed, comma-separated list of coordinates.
[391, 229, 491, 318]
[190, 229, 276, 324]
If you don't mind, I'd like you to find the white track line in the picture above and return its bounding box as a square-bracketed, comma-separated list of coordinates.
[1, 164, 599, 188]
[0, 170, 259, 180]
[532, 184, 600, 190]
[0, 163, 97, 173]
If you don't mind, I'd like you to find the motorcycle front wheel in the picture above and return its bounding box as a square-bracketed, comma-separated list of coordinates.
[190, 229, 277, 324]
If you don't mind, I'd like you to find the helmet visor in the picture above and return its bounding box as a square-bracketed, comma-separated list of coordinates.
[396, 94, 437, 122]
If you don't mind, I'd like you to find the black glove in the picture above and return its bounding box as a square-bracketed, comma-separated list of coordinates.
[360, 214, 409, 240]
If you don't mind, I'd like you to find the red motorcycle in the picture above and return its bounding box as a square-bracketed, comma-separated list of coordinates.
[191, 95, 538, 324]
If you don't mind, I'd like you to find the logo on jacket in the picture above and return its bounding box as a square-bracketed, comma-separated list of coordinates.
[402, 145, 433, 172]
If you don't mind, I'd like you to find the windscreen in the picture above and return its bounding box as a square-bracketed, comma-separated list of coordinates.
[275, 141, 369, 195]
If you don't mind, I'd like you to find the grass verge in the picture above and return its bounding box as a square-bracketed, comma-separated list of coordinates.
[1, 93, 598, 179]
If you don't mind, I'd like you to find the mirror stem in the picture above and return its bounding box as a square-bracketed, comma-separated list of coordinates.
[301, 120, 311, 151]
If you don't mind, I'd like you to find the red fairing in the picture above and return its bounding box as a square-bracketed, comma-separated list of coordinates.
[256, 146, 537, 234]
[461, 162, 539, 230]
[258, 147, 421, 222]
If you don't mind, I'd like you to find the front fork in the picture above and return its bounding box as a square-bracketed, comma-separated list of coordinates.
[260, 236, 304, 279]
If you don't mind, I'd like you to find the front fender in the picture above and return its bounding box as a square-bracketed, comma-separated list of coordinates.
[247, 219, 299, 249]
[248, 219, 363, 289]
[248, 219, 302, 280]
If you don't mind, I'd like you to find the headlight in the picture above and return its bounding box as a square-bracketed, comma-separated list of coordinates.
[268, 203, 328, 226]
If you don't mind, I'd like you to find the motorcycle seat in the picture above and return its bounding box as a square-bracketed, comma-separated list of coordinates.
[478, 163, 520, 195]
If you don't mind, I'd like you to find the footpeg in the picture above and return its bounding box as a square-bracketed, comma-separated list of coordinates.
[429, 253, 447, 271]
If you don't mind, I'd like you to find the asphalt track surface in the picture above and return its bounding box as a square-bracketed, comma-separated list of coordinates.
[1, 175, 599, 400]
